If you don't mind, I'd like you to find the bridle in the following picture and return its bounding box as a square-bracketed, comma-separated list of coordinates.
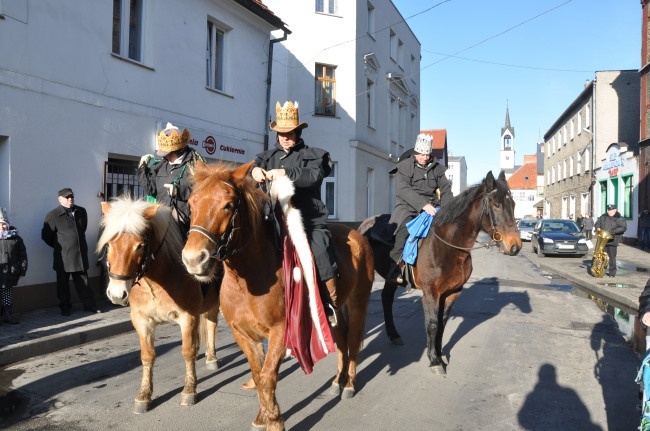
[188, 181, 250, 261]
[106, 223, 170, 287]
[432, 192, 505, 252]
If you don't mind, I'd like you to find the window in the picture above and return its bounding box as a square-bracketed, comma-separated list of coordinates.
[207, 20, 229, 92]
[552, 166, 556, 183]
[585, 105, 591, 128]
[577, 152, 582, 174]
[569, 155, 574, 177]
[563, 126, 568, 145]
[367, 2, 375, 37]
[112, 0, 143, 62]
[390, 30, 397, 61]
[562, 159, 567, 179]
[623, 175, 634, 218]
[315, 64, 336, 116]
[397, 38, 403, 68]
[578, 111, 582, 135]
[322, 162, 337, 219]
[585, 146, 591, 171]
[316, 0, 337, 15]
[366, 79, 375, 128]
[570, 119, 575, 140]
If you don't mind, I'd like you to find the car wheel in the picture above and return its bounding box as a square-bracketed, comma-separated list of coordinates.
[537, 245, 545, 258]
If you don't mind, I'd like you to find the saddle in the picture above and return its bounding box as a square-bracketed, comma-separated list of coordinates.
[366, 214, 397, 246]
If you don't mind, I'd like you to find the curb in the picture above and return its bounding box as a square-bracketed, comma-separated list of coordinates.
[0, 320, 133, 367]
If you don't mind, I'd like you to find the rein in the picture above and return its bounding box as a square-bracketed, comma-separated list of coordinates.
[431, 193, 504, 252]
[107, 221, 171, 286]
[188, 180, 251, 261]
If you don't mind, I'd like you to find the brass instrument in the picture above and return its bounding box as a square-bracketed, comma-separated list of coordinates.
[590, 229, 613, 278]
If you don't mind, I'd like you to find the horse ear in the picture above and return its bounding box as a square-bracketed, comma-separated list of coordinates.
[143, 204, 159, 220]
[232, 161, 256, 184]
[484, 171, 495, 192]
[101, 201, 111, 215]
[498, 170, 506, 181]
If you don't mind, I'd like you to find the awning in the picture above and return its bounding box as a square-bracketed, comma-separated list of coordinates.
[533, 199, 544, 208]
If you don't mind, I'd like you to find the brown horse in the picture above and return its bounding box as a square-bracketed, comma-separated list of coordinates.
[98, 197, 220, 414]
[358, 170, 521, 374]
[181, 161, 374, 431]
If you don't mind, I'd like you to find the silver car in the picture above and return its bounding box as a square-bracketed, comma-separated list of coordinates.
[518, 219, 537, 241]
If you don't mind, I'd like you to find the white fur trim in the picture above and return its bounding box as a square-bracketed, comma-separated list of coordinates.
[269, 176, 333, 355]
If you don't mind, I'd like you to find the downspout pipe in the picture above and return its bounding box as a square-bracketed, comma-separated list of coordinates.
[264, 30, 288, 151]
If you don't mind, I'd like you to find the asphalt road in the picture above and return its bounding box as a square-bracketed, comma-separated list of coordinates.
[1, 245, 641, 431]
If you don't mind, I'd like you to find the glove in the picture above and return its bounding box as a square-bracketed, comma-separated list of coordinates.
[139, 154, 154, 168]
[163, 183, 177, 197]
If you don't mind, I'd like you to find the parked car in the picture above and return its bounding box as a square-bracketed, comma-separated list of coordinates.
[518, 219, 537, 241]
[531, 219, 588, 258]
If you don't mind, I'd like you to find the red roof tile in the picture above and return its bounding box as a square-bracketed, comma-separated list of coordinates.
[506, 158, 538, 190]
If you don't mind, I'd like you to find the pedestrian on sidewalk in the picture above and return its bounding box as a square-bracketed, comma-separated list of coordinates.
[0, 208, 27, 324]
[41, 188, 100, 316]
[594, 204, 627, 277]
[576, 213, 584, 232]
[639, 209, 650, 249]
[583, 212, 595, 240]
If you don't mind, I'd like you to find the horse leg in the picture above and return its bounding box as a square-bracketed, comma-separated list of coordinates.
[342, 298, 369, 400]
[133, 319, 156, 414]
[232, 327, 284, 431]
[421, 292, 445, 375]
[203, 307, 219, 370]
[435, 292, 461, 362]
[178, 314, 200, 406]
[327, 309, 349, 397]
[381, 281, 403, 345]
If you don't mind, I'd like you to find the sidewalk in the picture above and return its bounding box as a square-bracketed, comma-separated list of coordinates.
[1, 243, 648, 368]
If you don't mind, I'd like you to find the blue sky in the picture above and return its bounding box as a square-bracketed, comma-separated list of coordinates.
[391, 0, 641, 185]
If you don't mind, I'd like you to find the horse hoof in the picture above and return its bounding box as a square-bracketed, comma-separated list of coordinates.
[390, 337, 404, 346]
[205, 359, 218, 370]
[251, 422, 268, 431]
[132, 400, 149, 414]
[329, 383, 341, 396]
[429, 365, 446, 376]
[341, 387, 355, 399]
[180, 393, 197, 406]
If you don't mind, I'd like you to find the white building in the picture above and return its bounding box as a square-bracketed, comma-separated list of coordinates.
[446, 155, 467, 196]
[0, 0, 288, 309]
[264, 0, 421, 221]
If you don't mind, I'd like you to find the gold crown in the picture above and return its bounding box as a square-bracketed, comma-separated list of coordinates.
[270, 101, 308, 133]
[157, 127, 190, 153]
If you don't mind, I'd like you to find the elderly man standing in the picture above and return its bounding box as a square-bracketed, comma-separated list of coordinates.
[594, 203, 627, 278]
[42, 188, 99, 316]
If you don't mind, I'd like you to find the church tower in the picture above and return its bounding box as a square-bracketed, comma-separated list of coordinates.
[500, 103, 515, 172]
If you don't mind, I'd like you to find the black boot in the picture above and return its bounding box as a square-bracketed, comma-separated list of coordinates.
[387, 261, 405, 284]
[2, 305, 18, 324]
[324, 278, 339, 327]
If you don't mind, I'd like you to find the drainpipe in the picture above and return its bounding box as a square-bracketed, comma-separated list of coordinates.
[264, 30, 288, 151]
[592, 77, 597, 214]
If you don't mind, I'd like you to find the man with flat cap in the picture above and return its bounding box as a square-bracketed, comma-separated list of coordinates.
[594, 203, 627, 278]
[42, 187, 99, 316]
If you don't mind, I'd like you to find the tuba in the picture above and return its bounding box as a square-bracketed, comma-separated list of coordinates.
[590, 229, 613, 278]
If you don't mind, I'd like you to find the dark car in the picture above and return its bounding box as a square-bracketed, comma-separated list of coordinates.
[531, 219, 588, 258]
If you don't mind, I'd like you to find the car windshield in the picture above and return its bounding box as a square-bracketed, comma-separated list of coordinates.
[519, 220, 536, 228]
[541, 220, 580, 234]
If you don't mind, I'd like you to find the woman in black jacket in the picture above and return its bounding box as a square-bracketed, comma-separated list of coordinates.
[0, 209, 27, 324]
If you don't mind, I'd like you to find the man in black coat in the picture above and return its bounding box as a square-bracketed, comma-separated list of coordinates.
[594, 203, 627, 278]
[42, 188, 99, 316]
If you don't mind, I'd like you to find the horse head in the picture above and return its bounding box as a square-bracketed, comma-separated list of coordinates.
[480, 170, 522, 256]
[182, 160, 264, 282]
[98, 197, 181, 305]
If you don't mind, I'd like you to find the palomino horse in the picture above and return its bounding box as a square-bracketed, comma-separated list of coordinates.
[98, 197, 220, 413]
[358, 170, 521, 374]
[181, 161, 374, 431]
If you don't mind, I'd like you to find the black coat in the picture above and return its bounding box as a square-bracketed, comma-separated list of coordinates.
[388, 156, 452, 230]
[639, 278, 650, 320]
[594, 211, 627, 246]
[41, 205, 89, 272]
[0, 229, 27, 285]
[255, 140, 331, 229]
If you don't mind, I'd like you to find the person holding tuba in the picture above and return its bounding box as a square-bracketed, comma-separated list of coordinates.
[594, 204, 627, 277]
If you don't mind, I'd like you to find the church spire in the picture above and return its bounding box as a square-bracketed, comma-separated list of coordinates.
[502, 101, 515, 138]
[500, 102, 515, 172]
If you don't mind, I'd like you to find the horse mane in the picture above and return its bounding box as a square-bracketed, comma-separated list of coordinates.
[433, 173, 510, 226]
[190, 162, 268, 240]
[97, 196, 184, 263]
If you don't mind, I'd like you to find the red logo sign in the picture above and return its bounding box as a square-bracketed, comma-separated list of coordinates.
[202, 136, 216, 155]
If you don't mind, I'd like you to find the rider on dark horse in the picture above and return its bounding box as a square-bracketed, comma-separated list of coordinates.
[387, 133, 452, 284]
[251, 101, 339, 325]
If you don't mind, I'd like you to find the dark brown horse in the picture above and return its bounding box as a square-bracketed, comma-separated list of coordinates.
[181, 161, 374, 431]
[358, 170, 521, 374]
[98, 197, 220, 413]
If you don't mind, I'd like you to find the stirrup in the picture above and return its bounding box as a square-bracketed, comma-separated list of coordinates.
[326, 303, 338, 327]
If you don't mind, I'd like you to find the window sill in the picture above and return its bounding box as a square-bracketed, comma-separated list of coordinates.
[205, 86, 234, 99]
[313, 113, 338, 119]
[110, 53, 154, 71]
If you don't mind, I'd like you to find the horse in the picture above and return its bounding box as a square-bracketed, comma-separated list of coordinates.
[181, 161, 374, 431]
[358, 170, 522, 374]
[97, 197, 221, 414]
